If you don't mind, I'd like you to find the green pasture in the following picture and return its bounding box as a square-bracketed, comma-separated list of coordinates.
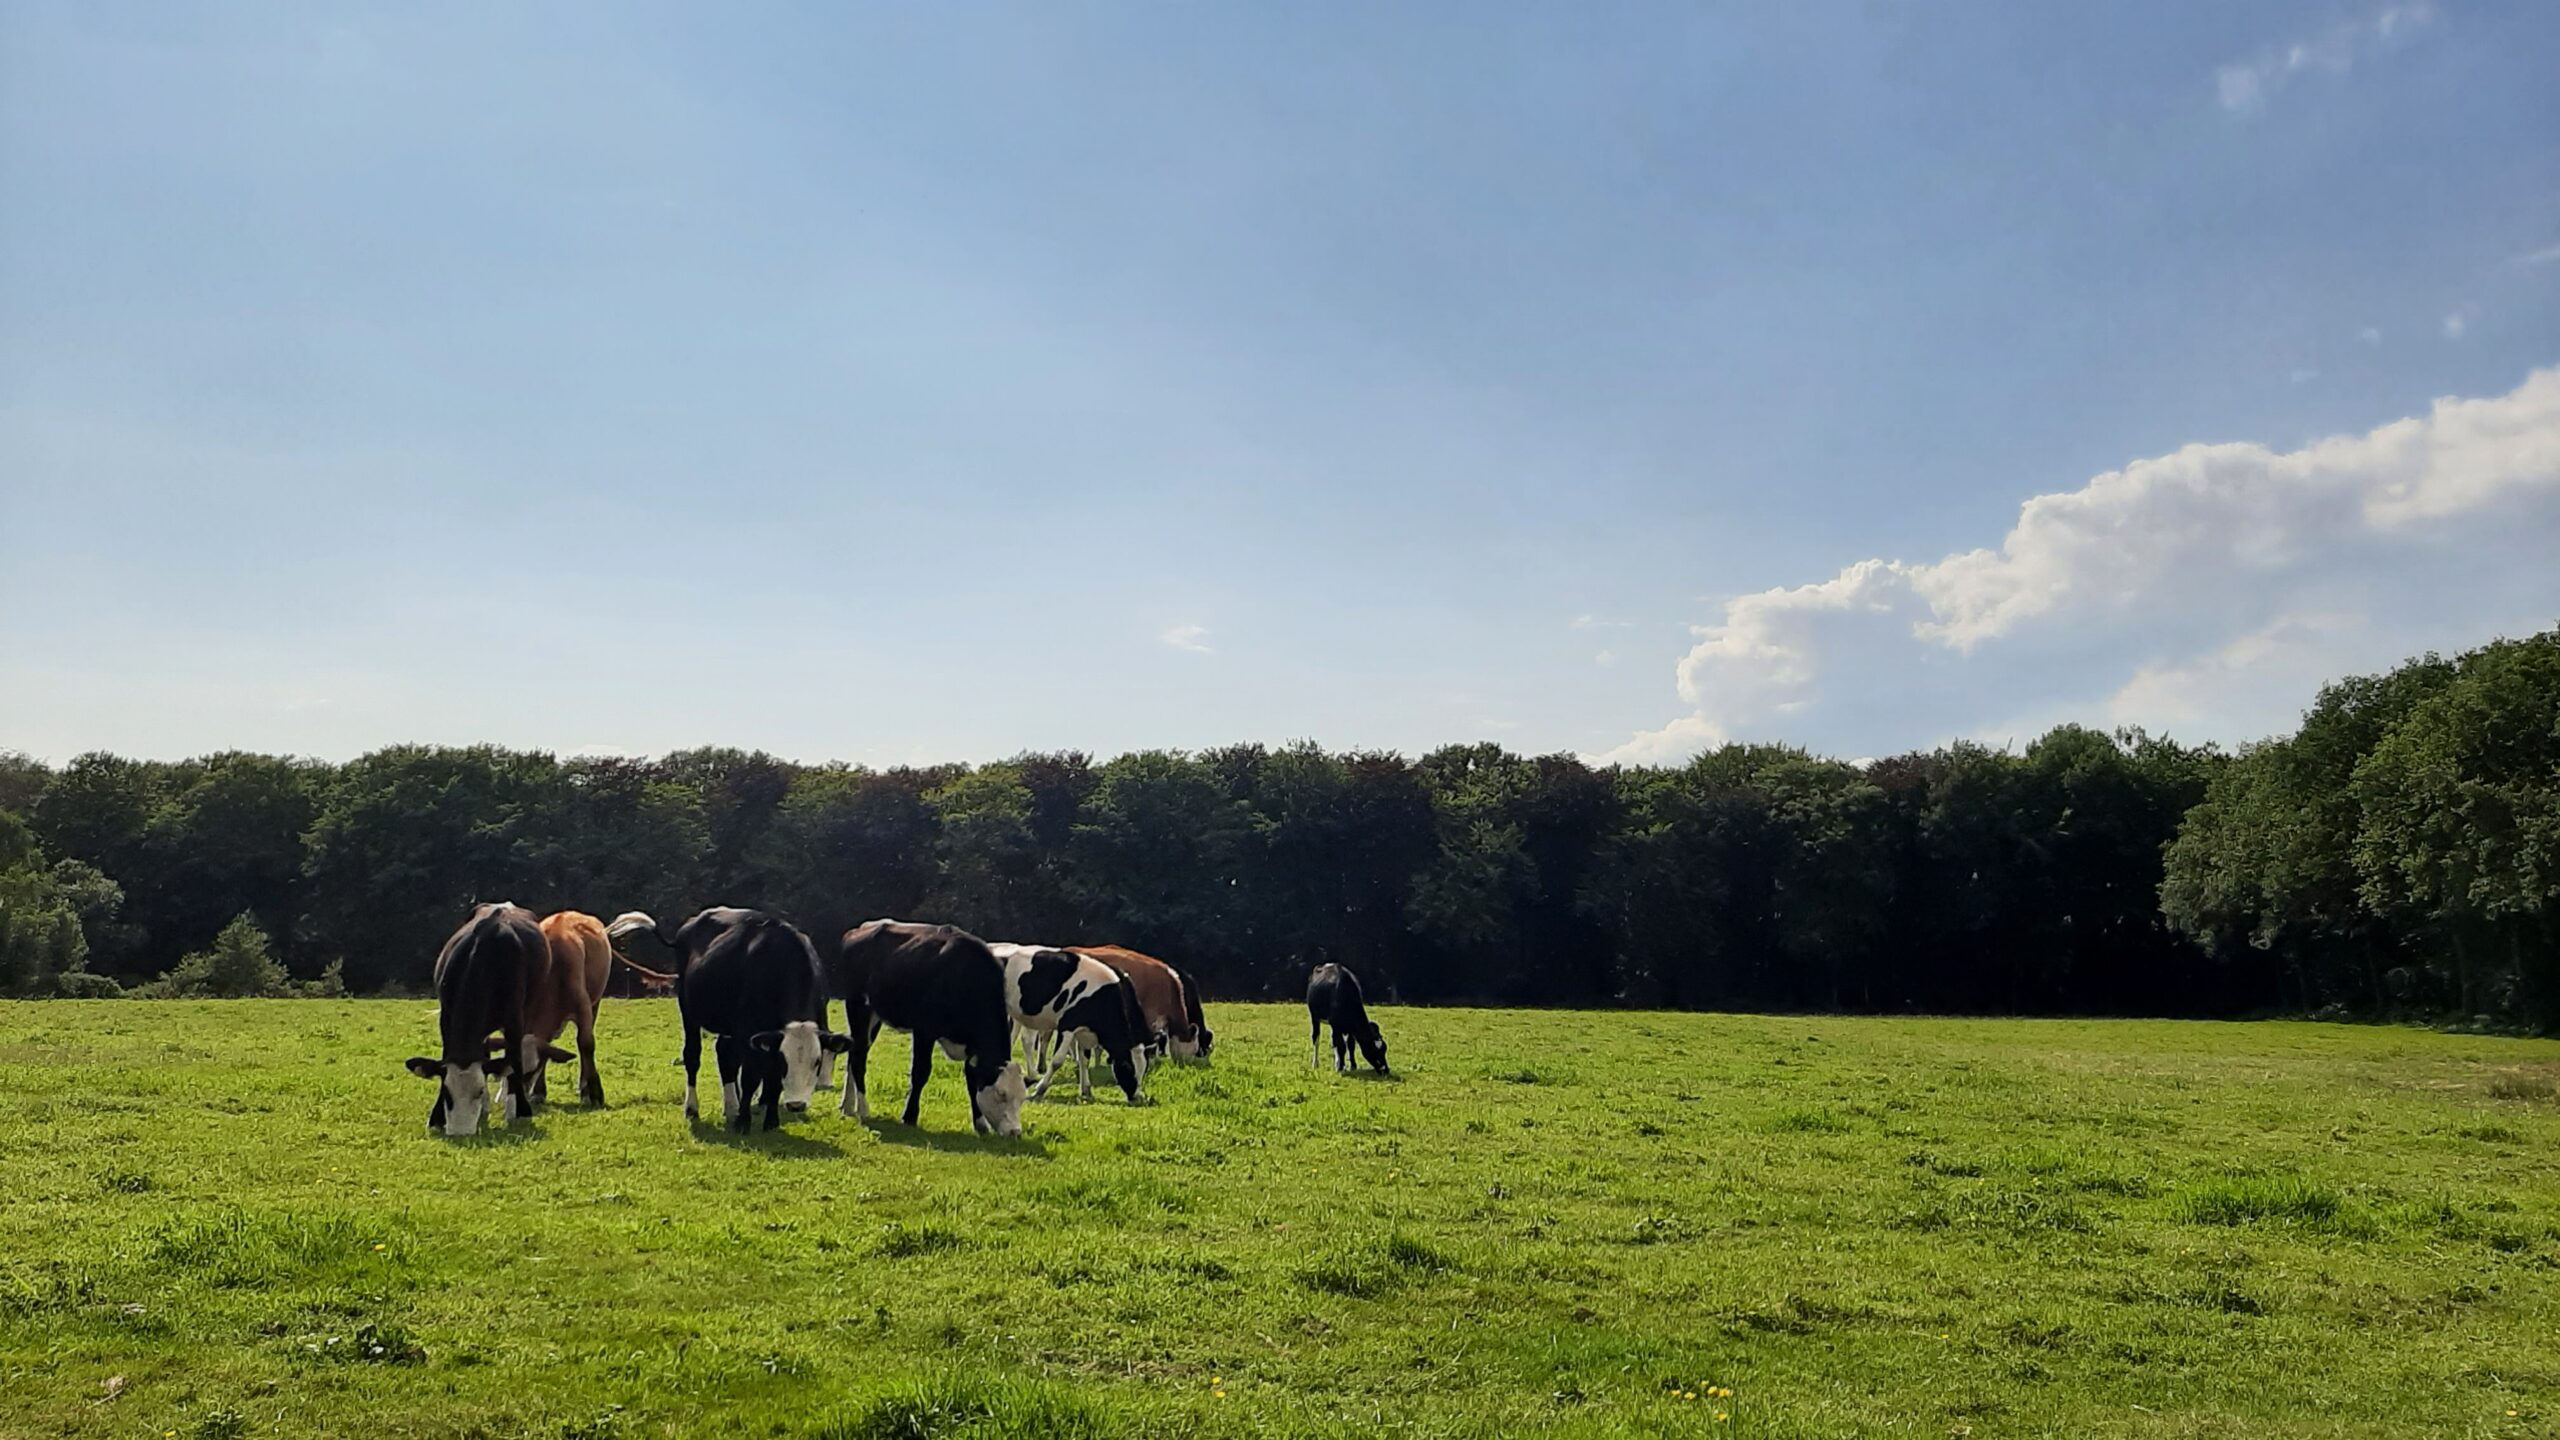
[2, 1001, 2556, 1438]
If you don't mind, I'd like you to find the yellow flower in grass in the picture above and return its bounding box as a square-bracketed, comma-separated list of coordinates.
[1714, 1412, 1729, 1424]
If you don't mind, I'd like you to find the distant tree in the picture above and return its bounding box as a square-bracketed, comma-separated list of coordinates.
[0, 810, 90, 996]
[143, 913, 292, 998]
[2353, 633, 2560, 1027]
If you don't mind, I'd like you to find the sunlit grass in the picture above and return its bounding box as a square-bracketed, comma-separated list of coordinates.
[2, 1000, 2556, 1438]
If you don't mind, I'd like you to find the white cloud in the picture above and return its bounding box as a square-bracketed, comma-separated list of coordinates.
[2290, 367, 2320, 384]
[2520, 244, 2560, 267]
[1570, 613, 1634, 629]
[2360, 327, 2384, 345]
[1595, 649, 1618, 667]
[2217, 3, 2433, 114]
[1596, 367, 2560, 765]
[2443, 311, 2467, 339]
[1161, 623, 1213, 653]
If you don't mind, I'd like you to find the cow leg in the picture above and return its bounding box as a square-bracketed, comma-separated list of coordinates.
[1311, 1013, 1324, 1068]
[1026, 1028, 1056, 1099]
[1075, 1033, 1095, 1099]
[715, 1035, 749, 1131]
[681, 1019, 704, 1120]
[760, 1052, 784, 1132]
[902, 1032, 933, 1127]
[841, 1008, 877, 1120]
[525, 1032, 548, 1108]
[502, 1029, 532, 1121]
[575, 1005, 604, 1106]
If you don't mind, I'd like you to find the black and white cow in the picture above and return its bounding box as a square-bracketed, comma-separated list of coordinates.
[405, 902, 569, 1136]
[607, 908, 849, 1132]
[833, 920, 1029, 1137]
[1307, 962, 1388, 1074]
[991, 942, 1149, 1102]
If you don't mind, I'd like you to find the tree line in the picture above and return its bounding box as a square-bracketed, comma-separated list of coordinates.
[3, 628, 2552, 1029]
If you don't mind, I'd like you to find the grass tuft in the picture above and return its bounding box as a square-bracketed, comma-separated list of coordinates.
[815, 1374, 1115, 1440]
[2173, 1174, 2349, 1229]
[873, 1223, 968, 1259]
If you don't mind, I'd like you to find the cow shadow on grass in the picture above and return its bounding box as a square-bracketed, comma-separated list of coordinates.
[685, 1117, 843, 1158]
[859, 1118, 1049, 1159]
[438, 1121, 548, 1147]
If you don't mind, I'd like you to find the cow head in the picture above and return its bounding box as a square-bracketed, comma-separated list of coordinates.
[1356, 1023, 1389, 1073]
[404, 1055, 515, 1136]
[970, 1059, 1028, 1138]
[749, 1021, 853, 1112]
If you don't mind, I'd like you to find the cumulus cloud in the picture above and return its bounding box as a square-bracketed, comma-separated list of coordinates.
[2217, 2, 2432, 114]
[1161, 623, 1213, 653]
[1597, 367, 2560, 765]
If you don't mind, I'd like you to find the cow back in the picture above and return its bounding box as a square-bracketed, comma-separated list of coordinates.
[679, 911, 827, 1038]
[1074, 945, 1192, 1044]
[431, 903, 545, 1062]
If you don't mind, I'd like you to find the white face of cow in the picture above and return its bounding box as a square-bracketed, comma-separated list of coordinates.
[1169, 1035, 1203, 1060]
[407, 1057, 504, 1136]
[443, 1063, 491, 1135]
[775, 1021, 826, 1111]
[974, 1061, 1028, 1138]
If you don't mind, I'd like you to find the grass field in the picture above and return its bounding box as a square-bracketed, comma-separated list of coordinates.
[3, 1001, 2557, 1439]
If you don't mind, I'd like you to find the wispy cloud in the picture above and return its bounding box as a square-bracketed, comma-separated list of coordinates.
[1570, 613, 1634, 630]
[1595, 649, 1618, 667]
[2443, 310, 2468, 339]
[1160, 623, 1214, 654]
[1597, 366, 2560, 765]
[2217, 2, 2433, 115]
[2359, 326, 2384, 345]
[2289, 367, 2321, 384]
[2519, 243, 2560, 267]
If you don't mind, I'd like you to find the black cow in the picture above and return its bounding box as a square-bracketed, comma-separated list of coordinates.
[1174, 966, 1214, 1058]
[1307, 962, 1388, 1074]
[834, 920, 1028, 1137]
[608, 908, 849, 1132]
[405, 902, 569, 1136]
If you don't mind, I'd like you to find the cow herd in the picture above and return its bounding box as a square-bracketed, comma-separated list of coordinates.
[404, 901, 1388, 1139]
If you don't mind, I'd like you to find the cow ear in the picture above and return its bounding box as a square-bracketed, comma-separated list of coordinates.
[542, 1044, 575, 1063]
[748, 1031, 783, 1052]
[404, 1057, 443, 1080]
[821, 1032, 853, 1054]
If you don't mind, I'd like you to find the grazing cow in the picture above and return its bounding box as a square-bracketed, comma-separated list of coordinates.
[833, 920, 1028, 1136]
[607, 909, 849, 1132]
[526, 910, 613, 1106]
[404, 903, 568, 1136]
[1173, 965, 1214, 1058]
[990, 942, 1148, 1102]
[1307, 962, 1388, 1074]
[1071, 945, 1205, 1060]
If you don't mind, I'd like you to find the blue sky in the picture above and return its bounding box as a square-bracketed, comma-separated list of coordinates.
[3, 3, 2555, 766]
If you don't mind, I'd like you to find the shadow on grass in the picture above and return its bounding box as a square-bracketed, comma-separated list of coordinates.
[685, 1116, 843, 1159]
[438, 1120, 548, 1147]
[862, 1118, 1050, 1158]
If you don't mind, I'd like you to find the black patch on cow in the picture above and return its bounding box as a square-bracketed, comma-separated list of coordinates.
[1015, 950, 1080, 1016]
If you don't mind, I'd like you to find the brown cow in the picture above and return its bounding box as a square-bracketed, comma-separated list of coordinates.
[1070, 945, 1206, 1060]
[528, 910, 614, 1106]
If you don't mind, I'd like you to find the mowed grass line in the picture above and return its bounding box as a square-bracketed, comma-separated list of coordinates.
[1, 1002, 2556, 1439]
